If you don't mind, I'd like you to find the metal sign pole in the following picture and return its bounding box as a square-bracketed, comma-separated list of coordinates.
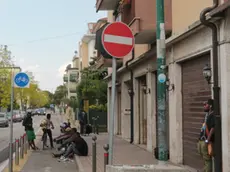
[9, 67, 14, 172]
[156, 0, 168, 161]
[108, 57, 117, 165]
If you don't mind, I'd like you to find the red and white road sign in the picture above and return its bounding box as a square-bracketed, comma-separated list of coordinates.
[101, 22, 134, 58]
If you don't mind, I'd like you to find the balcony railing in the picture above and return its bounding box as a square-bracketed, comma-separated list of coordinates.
[69, 73, 79, 82]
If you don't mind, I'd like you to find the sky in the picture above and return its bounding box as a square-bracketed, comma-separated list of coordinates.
[0, 0, 106, 93]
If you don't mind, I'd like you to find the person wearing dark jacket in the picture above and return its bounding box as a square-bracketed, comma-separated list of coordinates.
[22, 112, 38, 150]
[78, 109, 88, 135]
[59, 128, 88, 161]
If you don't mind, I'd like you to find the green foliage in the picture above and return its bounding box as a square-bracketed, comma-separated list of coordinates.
[0, 46, 12, 108]
[0, 46, 49, 110]
[89, 104, 107, 112]
[15, 82, 50, 108]
[76, 67, 107, 106]
[0, 45, 12, 67]
[43, 90, 54, 107]
[53, 85, 67, 105]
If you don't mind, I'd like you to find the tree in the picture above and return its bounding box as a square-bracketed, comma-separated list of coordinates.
[53, 85, 67, 105]
[15, 77, 50, 109]
[0, 46, 49, 110]
[42, 90, 54, 108]
[0, 45, 12, 67]
[0, 45, 13, 108]
[76, 67, 107, 109]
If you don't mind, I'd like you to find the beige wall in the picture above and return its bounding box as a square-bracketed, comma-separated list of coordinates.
[80, 42, 89, 69]
[172, 0, 212, 35]
[123, 44, 149, 65]
[107, 11, 114, 23]
[72, 58, 80, 69]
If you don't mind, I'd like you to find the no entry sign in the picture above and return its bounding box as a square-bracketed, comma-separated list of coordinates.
[101, 22, 134, 58]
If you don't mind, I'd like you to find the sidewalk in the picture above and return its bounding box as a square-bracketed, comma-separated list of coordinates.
[20, 115, 77, 172]
[75, 134, 194, 172]
[75, 134, 158, 172]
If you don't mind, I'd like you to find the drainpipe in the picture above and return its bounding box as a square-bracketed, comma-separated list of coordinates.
[125, 49, 135, 144]
[200, 0, 222, 171]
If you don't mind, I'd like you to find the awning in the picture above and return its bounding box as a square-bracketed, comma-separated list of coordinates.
[95, 23, 113, 59]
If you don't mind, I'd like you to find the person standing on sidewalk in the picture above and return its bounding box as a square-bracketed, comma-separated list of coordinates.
[65, 103, 74, 127]
[78, 109, 87, 135]
[40, 113, 54, 148]
[197, 99, 215, 172]
[22, 112, 39, 150]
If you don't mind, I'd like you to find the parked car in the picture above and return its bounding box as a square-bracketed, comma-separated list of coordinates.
[0, 113, 9, 127]
[21, 111, 26, 119]
[38, 108, 46, 116]
[12, 111, 23, 122]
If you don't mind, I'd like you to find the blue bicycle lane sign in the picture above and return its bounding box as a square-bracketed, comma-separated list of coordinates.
[14, 72, 30, 88]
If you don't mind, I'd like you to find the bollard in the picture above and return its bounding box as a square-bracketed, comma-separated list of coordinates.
[15, 139, 19, 166]
[23, 134, 27, 154]
[103, 144, 109, 172]
[92, 135, 97, 172]
[8, 142, 13, 169]
[20, 136, 24, 159]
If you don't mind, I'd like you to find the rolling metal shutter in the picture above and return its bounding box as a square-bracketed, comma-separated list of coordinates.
[182, 54, 211, 170]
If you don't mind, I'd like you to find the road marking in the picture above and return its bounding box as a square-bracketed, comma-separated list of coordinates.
[104, 34, 133, 45]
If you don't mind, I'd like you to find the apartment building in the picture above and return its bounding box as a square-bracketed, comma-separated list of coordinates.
[63, 51, 80, 99]
[95, 0, 230, 171]
[79, 22, 98, 70]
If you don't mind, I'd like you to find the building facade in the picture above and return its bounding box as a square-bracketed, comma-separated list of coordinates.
[63, 52, 80, 99]
[95, 0, 230, 171]
[79, 22, 97, 70]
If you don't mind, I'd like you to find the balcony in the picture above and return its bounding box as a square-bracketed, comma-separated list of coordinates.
[63, 74, 68, 82]
[122, 0, 172, 44]
[69, 83, 77, 93]
[69, 73, 79, 82]
[96, 0, 119, 12]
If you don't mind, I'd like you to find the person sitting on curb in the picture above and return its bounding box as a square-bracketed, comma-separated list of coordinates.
[54, 127, 72, 145]
[53, 128, 88, 161]
[59, 131, 88, 161]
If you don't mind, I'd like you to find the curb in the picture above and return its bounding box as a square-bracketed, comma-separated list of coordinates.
[74, 155, 85, 172]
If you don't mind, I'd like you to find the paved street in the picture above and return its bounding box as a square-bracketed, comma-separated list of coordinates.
[0, 115, 44, 164]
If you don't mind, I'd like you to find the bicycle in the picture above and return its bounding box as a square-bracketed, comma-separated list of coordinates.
[42, 128, 54, 150]
[42, 129, 48, 150]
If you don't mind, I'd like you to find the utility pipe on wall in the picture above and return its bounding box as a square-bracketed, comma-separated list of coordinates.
[200, 0, 222, 171]
[125, 49, 135, 144]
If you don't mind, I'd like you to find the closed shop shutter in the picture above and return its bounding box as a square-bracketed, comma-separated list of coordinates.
[182, 54, 211, 170]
